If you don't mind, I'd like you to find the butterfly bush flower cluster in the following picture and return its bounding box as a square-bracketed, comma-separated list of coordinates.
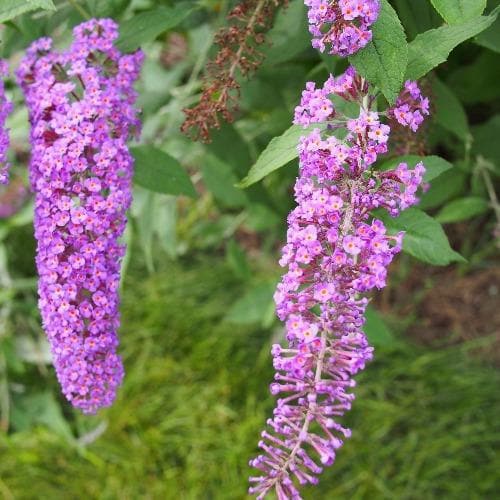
[17, 19, 143, 414]
[0, 60, 13, 185]
[388, 80, 430, 132]
[305, 0, 380, 56]
[249, 68, 428, 499]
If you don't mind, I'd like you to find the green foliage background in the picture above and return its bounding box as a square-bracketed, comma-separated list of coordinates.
[2, 256, 500, 499]
[0, 0, 499, 498]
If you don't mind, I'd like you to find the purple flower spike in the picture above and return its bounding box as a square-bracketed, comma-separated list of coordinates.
[249, 67, 429, 498]
[17, 19, 143, 414]
[0, 60, 13, 185]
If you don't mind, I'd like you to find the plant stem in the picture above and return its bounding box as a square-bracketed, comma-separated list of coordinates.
[477, 157, 500, 237]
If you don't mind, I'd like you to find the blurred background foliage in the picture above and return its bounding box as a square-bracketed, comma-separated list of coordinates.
[0, 0, 499, 498]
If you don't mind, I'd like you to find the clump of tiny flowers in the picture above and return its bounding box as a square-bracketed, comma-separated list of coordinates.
[0, 60, 13, 185]
[388, 80, 430, 132]
[17, 19, 143, 414]
[304, 0, 380, 56]
[248, 68, 428, 499]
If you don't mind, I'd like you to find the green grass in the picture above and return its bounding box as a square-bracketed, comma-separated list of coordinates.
[0, 255, 499, 499]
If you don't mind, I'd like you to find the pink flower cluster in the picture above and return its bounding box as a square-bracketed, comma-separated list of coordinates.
[293, 81, 335, 126]
[17, 19, 143, 414]
[0, 60, 13, 185]
[248, 68, 428, 498]
[304, 0, 380, 56]
[388, 80, 430, 132]
[295, 69, 390, 167]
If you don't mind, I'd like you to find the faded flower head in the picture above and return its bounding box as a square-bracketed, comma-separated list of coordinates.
[181, 0, 288, 142]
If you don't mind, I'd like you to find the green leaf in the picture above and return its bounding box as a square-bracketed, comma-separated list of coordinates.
[238, 124, 320, 188]
[419, 168, 467, 209]
[349, 0, 408, 104]
[226, 239, 251, 281]
[433, 78, 469, 140]
[393, 0, 441, 41]
[378, 155, 453, 182]
[472, 114, 500, 166]
[436, 196, 490, 223]
[153, 195, 178, 258]
[86, 0, 130, 17]
[331, 93, 362, 118]
[132, 145, 197, 198]
[406, 11, 499, 80]
[116, 5, 192, 52]
[381, 208, 466, 265]
[245, 204, 281, 231]
[475, 6, 500, 53]
[447, 52, 500, 105]
[0, 0, 56, 23]
[319, 51, 341, 74]
[262, 0, 310, 65]
[225, 281, 277, 327]
[130, 191, 179, 270]
[206, 124, 252, 178]
[430, 0, 487, 24]
[364, 306, 396, 347]
[201, 155, 248, 208]
[10, 392, 73, 440]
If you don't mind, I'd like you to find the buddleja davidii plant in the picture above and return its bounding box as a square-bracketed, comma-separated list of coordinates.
[241, 0, 500, 497]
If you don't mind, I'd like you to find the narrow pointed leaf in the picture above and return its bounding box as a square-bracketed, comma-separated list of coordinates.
[436, 197, 490, 223]
[406, 11, 499, 80]
[430, 0, 487, 24]
[349, 0, 408, 104]
[132, 145, 197, 198]
[238, 124, 320, 188]
[378, 155, 453, 182]
[116, 5, 193, 52]
[381, 208, 466, 265]
[0, 0, 56, 23]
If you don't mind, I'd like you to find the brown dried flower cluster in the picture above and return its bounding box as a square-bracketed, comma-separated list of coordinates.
[181, 0, 288, 142]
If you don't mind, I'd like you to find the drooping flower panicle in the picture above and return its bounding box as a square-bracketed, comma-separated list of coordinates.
[249, 70, 429, 499]
[17, 19, 143, 414]
[305, 0, 380, 56]
[0, 60, 13, 185]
